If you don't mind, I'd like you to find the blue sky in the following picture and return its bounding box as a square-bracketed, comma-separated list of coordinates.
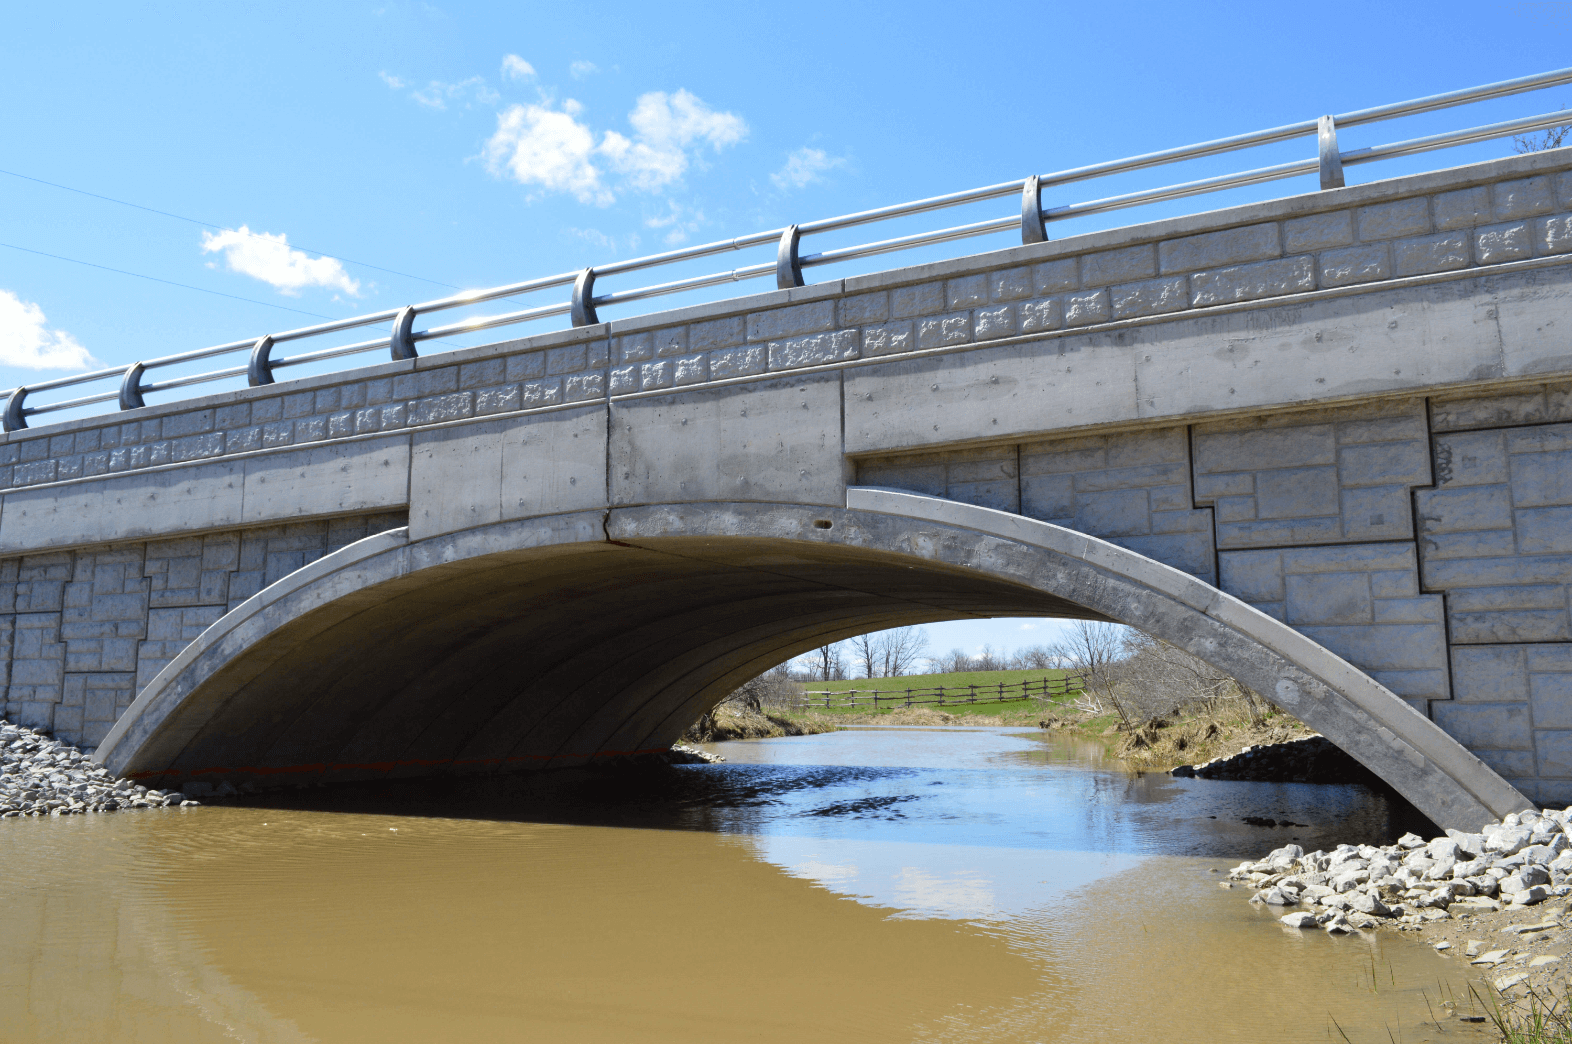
[5, 1, 1572, 668]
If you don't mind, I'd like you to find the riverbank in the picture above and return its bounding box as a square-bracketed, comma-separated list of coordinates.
[0, 719, 191, 816]
[684, 706, 842, 742]
[1227, 808, 1572, 1037]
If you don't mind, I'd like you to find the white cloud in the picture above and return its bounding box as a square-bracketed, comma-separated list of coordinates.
[565, 227, 640, 253]
[199, 226, 361, 297]
[602, 90, 747, 189]
[0, 291, 95, 370]
[378, 71, 405, 90]
[501, 54, 535, 81]
[485, 88, 744, 205]
[483, 102, 611, 205]
[569, 60, 598, 79]
[643, 199, 706, 245]
[410, 75, 497, 111]
[1018, 623, 1038, 630]
[771, 146, 845, 190]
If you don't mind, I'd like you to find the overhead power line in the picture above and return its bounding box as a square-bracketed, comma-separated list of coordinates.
[0, 241, 335, 319]
[0, 167, 462, 290]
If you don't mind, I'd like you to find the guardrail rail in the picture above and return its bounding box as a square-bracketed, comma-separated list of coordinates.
[9, 67, 1572, 432]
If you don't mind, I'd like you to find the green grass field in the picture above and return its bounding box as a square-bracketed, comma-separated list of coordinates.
[795, 697, 1050, 718]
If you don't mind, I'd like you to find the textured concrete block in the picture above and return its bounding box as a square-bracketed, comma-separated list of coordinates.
[1536, 215, 1572, 255]
[839, 292, 887, 325]
[1451, 609, 1571, 643]
[1515, 505, 1572, 553]
[1159, 223, 1279, 274]
[615, 332, 654, 363]
[1415, 485, 1512, 533]
[1434, 430, 1509, 487]
[1433, 701, 1527, 751]
[1081, 245, 1156, 288]
[1296, 622, 1446, 670]
[1358, 198, 1431, 240]
[1340, 486, 1412, 540]
[890, 282, 947, 319]
[1189, 257, 1315, 306]
[1194, 424, 1335, 472]
[1506, 450, 1572, 507]
[1393, 232, 1470, 277]
[1073, 489, 1151, 537]
[708, 345, 766, 380]
[1495, 176, 1555, 220]
[747, 301, 834, 342]
[988, 267, 1033, 302]
[1475, 222, 1533, 265]
[1019, 299, 1061, 333]
[1107, 276, 1187, 319]
[689, 316, 745, 352]
[1284, 573, 1372, 625]
[1255, 466, 1338, 519]
[1452, 645, 1529, 701]
[1531, 672, 1572, 728]
[862, 323, 915, 357]
[973, 305, 1016, 340]
[916, 314, 972, 350]
[1063, 290, 1110, 326]
[1537, 731, 1572, 778]
[1319, 245, 1391, 287]
[1033, 259, 1078, 294]
[1434, 186, 1492, 230]
[1283, 211, 1354, 252]
[640, 361, 675, 391]
[946, 274, 988, 309]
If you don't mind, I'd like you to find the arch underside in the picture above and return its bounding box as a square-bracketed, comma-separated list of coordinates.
[96, 492, 1531, 832]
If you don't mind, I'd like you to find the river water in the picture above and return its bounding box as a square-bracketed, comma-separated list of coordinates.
[0, 726, 1495, 1043]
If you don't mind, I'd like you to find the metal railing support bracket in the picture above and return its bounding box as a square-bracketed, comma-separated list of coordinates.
[1021, 175, 1047, 244]
[570, 269, 599, 327]
[390, 306, 418, 360]
[1319, 115, 1346, 190]
[3, 388, 26, 432]
[247, 335, 277, 387]
[776, 225, 805, 289]
[119, 363, 146, 411]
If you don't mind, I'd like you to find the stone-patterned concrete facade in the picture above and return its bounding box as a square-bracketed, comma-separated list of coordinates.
[855, 381, 1572, 806]
[0, 511, 406, 748]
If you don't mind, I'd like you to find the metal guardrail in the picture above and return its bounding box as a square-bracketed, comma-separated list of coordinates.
[9, 67, 1572, 433]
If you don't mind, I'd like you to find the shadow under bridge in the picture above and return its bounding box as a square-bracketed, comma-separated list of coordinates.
[94, 489, 1531, 832]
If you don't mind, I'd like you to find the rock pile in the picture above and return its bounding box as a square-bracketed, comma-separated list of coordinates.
[1173, 735, 1382, 786]
[0, 721, 190, 817]
[666, 743, 726, 765]
[1229, 806, 1572, 933]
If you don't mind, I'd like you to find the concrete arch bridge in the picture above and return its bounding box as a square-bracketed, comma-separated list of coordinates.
[3, 151, 1571, 830]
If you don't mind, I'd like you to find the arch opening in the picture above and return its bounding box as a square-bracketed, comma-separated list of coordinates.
[94, 490, 1531, 832]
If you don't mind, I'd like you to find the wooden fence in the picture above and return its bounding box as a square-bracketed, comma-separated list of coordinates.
[791, 675, 1085, 711]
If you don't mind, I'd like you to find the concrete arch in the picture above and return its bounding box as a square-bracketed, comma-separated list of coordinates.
[95, 488, 1530, 831]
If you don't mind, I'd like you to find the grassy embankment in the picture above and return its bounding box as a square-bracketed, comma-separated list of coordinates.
[774, 668, 1313, 770]
[790, 668, 1077, 723]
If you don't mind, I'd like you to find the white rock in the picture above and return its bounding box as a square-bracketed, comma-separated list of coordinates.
[1280, 911, 1317, 929]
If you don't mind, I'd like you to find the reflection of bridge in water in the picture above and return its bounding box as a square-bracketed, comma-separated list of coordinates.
[3, 73, 1572, 829]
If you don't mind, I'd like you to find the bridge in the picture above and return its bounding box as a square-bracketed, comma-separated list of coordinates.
[4, 74, 1572, 830]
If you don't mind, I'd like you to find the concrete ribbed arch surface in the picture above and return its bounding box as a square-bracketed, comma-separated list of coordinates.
[95, 489, 1530, 831]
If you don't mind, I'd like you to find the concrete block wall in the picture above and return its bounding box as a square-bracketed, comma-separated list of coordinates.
[856, 378, 1572, 804]
[0, 510, 406, 748]
[1413, 381, 1572, 804]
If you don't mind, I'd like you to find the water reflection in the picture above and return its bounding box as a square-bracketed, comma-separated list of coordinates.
[0, 725, 1486, 1043]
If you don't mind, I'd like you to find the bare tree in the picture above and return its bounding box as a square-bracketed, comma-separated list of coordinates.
[808, 642, 847, 681]
[1515, 107, 1572, 154]
[850, 633, 879, 678]
[880, 626, 929, 677]
[972, 644, 1004, 672]
[929, 647, 973, 674]
[1011, 644, 1057, 670]
[1049, 620, 1135, 727]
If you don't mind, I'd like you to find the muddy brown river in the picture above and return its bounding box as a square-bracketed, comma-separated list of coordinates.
[0, 727, 1496, 1042]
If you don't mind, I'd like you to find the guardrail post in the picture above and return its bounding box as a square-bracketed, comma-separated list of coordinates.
[776, 225, 804, 289]
[118, 363, 145, 411]
[1021, 175, 1047, 244]
[247, 335, 276, 387]
[3, 388, 27, 432]
[390, 306, 419, 361]
[1318, 115, 1345, 190]
[570, 268, 599, 327]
